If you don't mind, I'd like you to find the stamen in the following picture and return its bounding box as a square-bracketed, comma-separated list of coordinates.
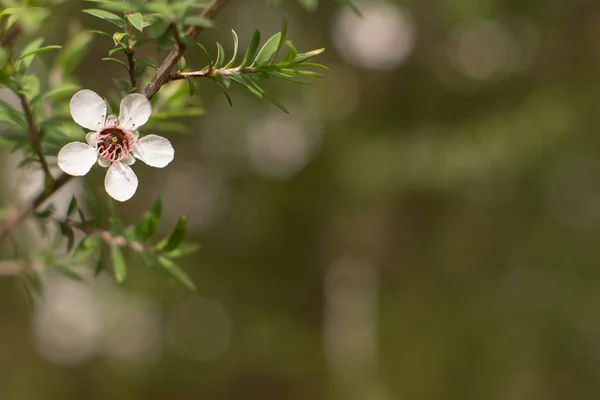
[96, 127, 131, 162]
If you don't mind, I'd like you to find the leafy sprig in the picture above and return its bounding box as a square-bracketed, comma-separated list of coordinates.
[0, 0, 358, 294]
[175, 17, 328, 112]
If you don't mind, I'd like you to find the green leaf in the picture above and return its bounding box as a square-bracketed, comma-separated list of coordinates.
[95, 245, 106, 276]
[17, 45, 61, 61]
[253, 32, 281, 66]
[55, 30, 93, 75]
[240, 75, 264, 98]
[18, 75, 40, 99]
[183, 16, 215, 28]
[291, 48, 325, 64]
[90, 30, 112, 38]
[298, 62, 330, 71]
[113, 78, 133, 93]
[282, 41, 298, 64]
[214, 76, 233, 106]
[126, 12, 144, 32]
[31, 84, 80, 106]
[54, 265, 84, 282]
[178, 56, 187, 71]
[273, 15, 288, 62]
[67, 196, 78, 218]
[156, 216, 187, 253]
[215, 42, 225, 68]
[163, 242, 200, 259]
[135, 62, 147, 77]
[137, 57, 157, 69]
[239, 30, 261, 68]
[59, 223, 75, 253]
[102, 57, 128, 69]
[112, 32, 129, 46]
[225, 30, 239, 68]
[83, 9, 126, 28]
[108, 47, 126, 56]
[263, 90, 289, 113]
[196, 43, 214, 70]
[157, 256, 196, 291]
[130, 199, 162, 243]
[110, 244, 127, 283]
[83, 0, 135, 13]
[187, 78, 195, 96]
[15, 38, 43, 73]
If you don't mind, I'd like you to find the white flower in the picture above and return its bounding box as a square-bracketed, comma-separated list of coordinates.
[58, 90, 174, 202]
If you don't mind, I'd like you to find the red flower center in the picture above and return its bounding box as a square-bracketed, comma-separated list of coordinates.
[96, 128, 132, 162]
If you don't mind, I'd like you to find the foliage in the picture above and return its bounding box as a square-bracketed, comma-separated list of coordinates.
[0, 0, 352, 294]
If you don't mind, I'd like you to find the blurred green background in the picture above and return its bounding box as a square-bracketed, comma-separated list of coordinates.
[4, 0, 600, 399]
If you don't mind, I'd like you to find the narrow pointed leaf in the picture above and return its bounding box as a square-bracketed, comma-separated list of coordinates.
[102, 57, 128, 69]
[17, 45, 61, 60]
[225, 30, 239, 68]
[110, 244, 127, 282]
[215, 42, 225, 68]
[239, 30, 261, 68]
[273, 15, 288, 61]
[83, 9, 126, 28]
[253, 32, 281, 66]
[158, 256, 196, 291]
[127, 12, 144, 32]
[156, 216, 187, 253]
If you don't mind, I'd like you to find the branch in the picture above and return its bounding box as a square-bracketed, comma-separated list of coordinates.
[17, 90, 52, 181]
[0, 26, 52, 182]
[0, 259, 43, 276]
[169, 66, 257, 81]
[0, 172, 72, 242]
[0, 0, 232, 243]
[0, 25, 20, 47]
[142, 0, 230, 99]
[125, 49, 137, 89]
[60, 218, 154, 254]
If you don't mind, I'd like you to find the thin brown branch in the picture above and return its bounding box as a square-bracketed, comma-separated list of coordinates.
[142, 0, 230, 99]
[0, 25, 21, 47]
[61, 218, 153, 254]
[0, 0, 232, 244]
[168, 22, 185, 50]
[0, 25, 51, 182]
[169, 66, 256, 81]
[0, 259, 43, 276]
[17, 90, 52, 181]
[125, 49, 138, 89]
[0, 172, 73, 242]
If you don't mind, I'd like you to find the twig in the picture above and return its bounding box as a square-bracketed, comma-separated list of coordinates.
[169, 66, 257, 81]
[142, 0, 230, 99]
[0, 259, 43, 276]
[168, 22, 185, 50]
[0, 26, 52, 183]
[0, 25, 21, 47]
[17, 90, 52, 182]
[0, 0, 232, 243]
[0, 172, 72, 242]
[59, 217, 154, 254]
[125, 49, 137, 89]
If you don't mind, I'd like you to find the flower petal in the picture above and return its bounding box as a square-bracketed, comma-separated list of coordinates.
[98, 156, 111, 168]
[70, 90, 106, 131]
[57, 142, 98, 176]
[132, 134, 174, 168]
[123, 153, 136, 165]
[104, 162, 138, 202]
[86, 132, 98, 147]
[118, 94, 151, 130]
